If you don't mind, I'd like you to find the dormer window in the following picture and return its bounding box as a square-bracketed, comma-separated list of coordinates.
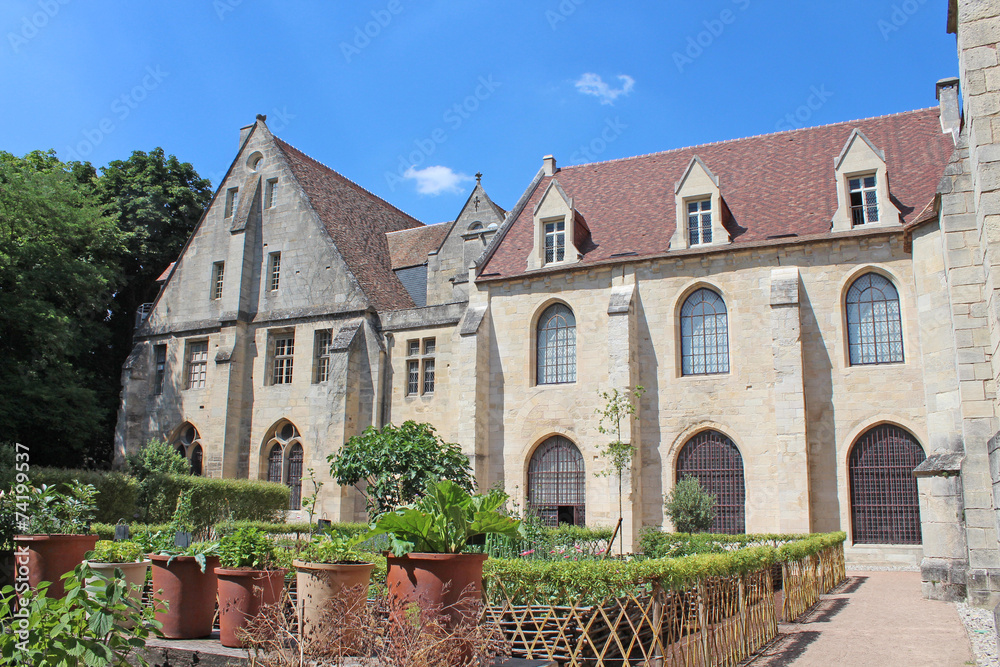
[849, 175, 879, 226]
[544, 219, 566, 264]
[687, 199, 713, 245]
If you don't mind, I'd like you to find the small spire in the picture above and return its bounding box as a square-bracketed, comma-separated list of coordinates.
[475, 171, 483, 184]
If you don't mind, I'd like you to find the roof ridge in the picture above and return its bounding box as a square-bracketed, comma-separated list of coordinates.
[273, 136, 423, 227]
[563, 107, 940, 170]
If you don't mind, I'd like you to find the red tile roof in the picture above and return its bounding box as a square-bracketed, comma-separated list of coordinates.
[480, 108, 954, 279]
[274, 137, 423, 311]
[386, 222, 452, 269]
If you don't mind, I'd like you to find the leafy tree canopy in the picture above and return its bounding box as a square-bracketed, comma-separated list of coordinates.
[329, 421, 474, 516]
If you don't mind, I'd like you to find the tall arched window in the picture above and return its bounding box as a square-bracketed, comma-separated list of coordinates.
[849, 425, 924, 545]
[676, 430, 745, 534]
[171, 423, 204, 475]
[287, 443, 304, 511]
[190, 444, 203, 476]
[536, 304, 576, 384]
[266, 445, 283, 484]
[846, 272, 903, 365]
[680, 289, 729, 375]
[528, 436, 585, 527]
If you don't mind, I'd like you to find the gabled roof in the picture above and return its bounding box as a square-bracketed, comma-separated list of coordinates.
[273, 138, 423, 311]
[479, 108, 954, 280]
[386, 223, 452, 270]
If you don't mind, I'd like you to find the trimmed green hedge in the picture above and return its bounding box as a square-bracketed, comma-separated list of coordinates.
[30, 467, 140, 524]
[486, 531, 846, 606]
[214, 520, 368, 538]
[142, 475, 290, 528]
[638, 529, 819, 559]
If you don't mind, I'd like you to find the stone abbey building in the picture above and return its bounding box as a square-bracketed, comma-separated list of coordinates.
[117, 1, 1000, 604]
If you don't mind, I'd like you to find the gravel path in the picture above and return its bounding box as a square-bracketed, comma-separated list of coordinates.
[957, 602, 1000, 667]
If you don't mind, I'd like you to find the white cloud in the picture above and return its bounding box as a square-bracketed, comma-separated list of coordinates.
[574, 73, 635, 105]
[402, 165, 474, 196]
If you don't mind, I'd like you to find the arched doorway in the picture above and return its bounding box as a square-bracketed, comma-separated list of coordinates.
[676, 430, 745, 534]
[849, 424, 925, 544]
[528, 436, 585, 527]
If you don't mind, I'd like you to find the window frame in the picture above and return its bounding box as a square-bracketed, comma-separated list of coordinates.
[212, 261, 225, 300]
[404, 337, 436, 396]
[536, 303, 577, 385]
[268, 251, 281, 291]
[153, 344, 167, 395]
[265, 178, 278, 209]
[679, 288, 730, 376]
[224, 187, 239, 218]
[185, 340, 209, 390]
[543, 219, 566, 265]
[270, 333, 295, 385]
[845, 272, 904, 366]
[848, 173, 879, 227]
[314, 329, 333, 383]
[686, 198, 713, 246]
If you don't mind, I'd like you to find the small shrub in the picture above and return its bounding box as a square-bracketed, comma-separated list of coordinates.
[139, 475, 290, 527]
[127, 438, 189, 521]
[218, 526, 278, 570]
[664, 477, 716, 534]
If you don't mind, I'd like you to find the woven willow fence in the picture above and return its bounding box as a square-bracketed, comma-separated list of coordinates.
[483, 534, 846, 666]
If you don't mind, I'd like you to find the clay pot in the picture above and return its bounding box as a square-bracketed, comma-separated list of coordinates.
[84, 560, 151, 629]
[14, 534, 98, 598]
[385, 553, 487, 626]
[293, 560, 374, 653]
[215, 567, 287, 648]
[149, 554, 220, 639]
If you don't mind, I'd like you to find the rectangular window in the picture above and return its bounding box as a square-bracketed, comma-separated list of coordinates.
[225, 188, 239, 218]
[153, 344, 167, 395]
[687, 199, 712, 245]
[212, 261, 225, 300]
[423, 338, 435, 355]
[186, 341, 208, 390]
[406, 360, 420, 395]
[314, 329, 333, 383]
[849, 175, 879, 226]
[265, 178, 278, 209]
[407, 339, 420, 356]
[544, 220, 566, 264]
[272, 334, 294, 385]
[422, 358, 435, 394]
[268, 252, 281, 291]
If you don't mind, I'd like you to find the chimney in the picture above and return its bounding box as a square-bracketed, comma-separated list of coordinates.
[239, 123, 253, 148]
[542, 155, 557, 177]
[936, 77, 961, 144]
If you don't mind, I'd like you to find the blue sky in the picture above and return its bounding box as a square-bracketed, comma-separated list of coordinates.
[1, 0, 956, 224]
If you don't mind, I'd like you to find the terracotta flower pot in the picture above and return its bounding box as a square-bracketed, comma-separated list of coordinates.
[14, 534, 98, 599]
[215, 567, 287, 648]
[385, 552, 487, 626]
[84, 560, 151, 629]
[150, 554, 220, 639]
[293, 559, 374, 653]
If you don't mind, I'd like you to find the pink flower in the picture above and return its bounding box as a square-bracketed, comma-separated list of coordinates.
[520, 549, 535, 556]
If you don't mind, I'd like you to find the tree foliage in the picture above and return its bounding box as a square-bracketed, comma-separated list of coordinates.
[329, 421, 474, 516]
[664, 476, 717, 534]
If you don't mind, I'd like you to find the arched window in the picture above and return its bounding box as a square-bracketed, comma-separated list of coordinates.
[536, 304, 576, 384]
[849, 425, 924, 544]
[528, 436, 585, 527]
[266, 445, 283, 484]
[190, 444, 203, 476]
[846, 273, 903, 365]
[680, 289, 729, 375]
[287, 443, 304, 511]
[676, 430, 745, 534]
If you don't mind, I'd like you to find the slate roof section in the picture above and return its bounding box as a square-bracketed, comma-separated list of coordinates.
[479, 108, 954, 279]
[386, 223, 452, 269]
[273, 137, 423, 311]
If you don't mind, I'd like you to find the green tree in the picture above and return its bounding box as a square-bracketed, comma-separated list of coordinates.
[664, 476, 717, 534]
[329, 421, 474, 516]
[0, 151, 124, 466]
[126, 438, 189, 521]
[594, 385, 644, 553]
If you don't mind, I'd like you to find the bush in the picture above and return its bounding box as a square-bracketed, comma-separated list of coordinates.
[664, 477, 716, 534]
[126, 438, 189, 521]
[215, 520, 365, 538]
[638, 529, 811, 558]
[142, 475, 290, 529]
[0, 443, 15, 492]
[28, 468, 139, 525]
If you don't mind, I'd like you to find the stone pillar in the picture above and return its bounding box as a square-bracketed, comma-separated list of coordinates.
[769, 267, 811, 533]
[456, 266, 492, 490]
[607, 270, 639, 553]
[914, 452, 968, 601]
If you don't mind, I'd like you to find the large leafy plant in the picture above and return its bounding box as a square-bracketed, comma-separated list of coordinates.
[146, 489, 218, 573]
[367, 479, 521, 556]
[19, 482, 98, 535]
[329, 421, 474, 515]
[0, 562, 164, 666]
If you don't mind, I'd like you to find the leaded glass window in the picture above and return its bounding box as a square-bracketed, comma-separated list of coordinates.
[846, 273, 903, 365]
[687, 199, 712, 245]
[544, 220, 565, 264]
[680, 289, 729, 375]
[537, 303, 576, 384]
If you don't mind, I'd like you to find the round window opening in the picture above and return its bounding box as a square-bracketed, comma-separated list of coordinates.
[279, 422, 296, 442]
[247, 152, 263, 171]
[180, 425, 197, 446]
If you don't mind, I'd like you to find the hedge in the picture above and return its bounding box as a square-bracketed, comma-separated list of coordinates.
[214, 520, 368, 538]
[638, 529, 817, 559]
[485, 531, 846, 606]
[30, 467, 140, 524]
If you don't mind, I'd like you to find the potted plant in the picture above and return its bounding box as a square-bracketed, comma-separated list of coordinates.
[215, 526, 287, 648]
[147, 490, 221, 639]
[293, 532, 374, 652]
[14, 482, 99, 598]
[83, 540, 150, 629]
[365, 478, 521, 626]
